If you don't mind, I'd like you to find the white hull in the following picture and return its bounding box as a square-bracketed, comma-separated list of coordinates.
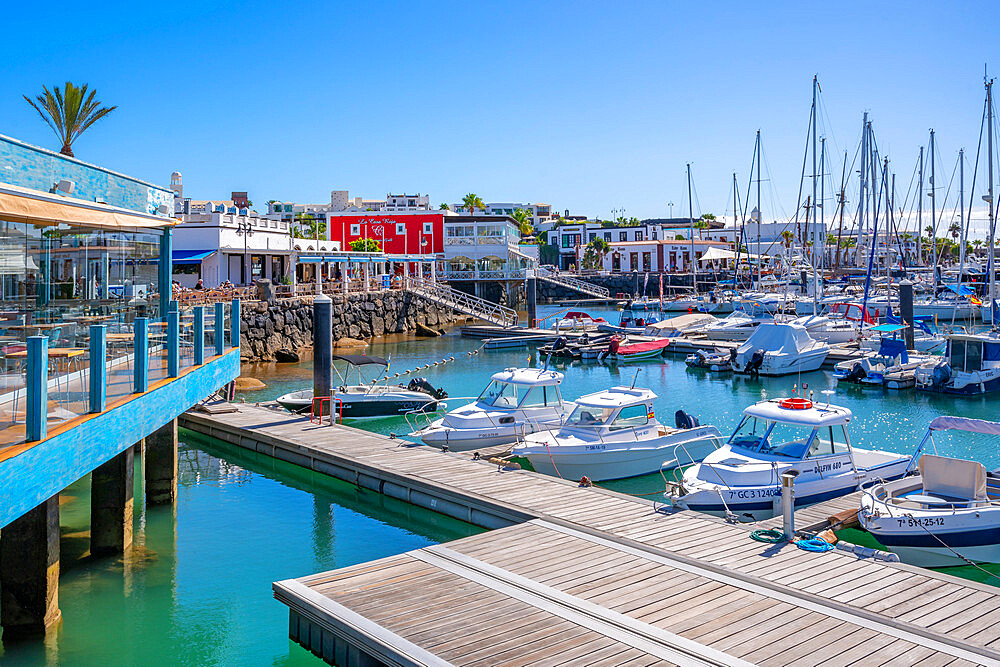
[419, 422, 543, 450]
[872, 543, 1000, 568]
[911, 301, 978, 319]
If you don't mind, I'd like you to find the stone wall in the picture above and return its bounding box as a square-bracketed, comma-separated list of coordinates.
[239, 291, 462, 361]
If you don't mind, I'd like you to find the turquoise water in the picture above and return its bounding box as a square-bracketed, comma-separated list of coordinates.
[0, 430, 482, 665]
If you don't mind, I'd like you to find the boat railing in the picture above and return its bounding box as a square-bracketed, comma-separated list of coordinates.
[403, 395, 479, 435]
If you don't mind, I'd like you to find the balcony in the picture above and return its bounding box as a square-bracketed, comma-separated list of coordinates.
[0, 300, 241, 526]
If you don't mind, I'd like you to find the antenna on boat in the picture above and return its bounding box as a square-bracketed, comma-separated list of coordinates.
[820, 389, 834, 406]
[630, 368, 641, 389]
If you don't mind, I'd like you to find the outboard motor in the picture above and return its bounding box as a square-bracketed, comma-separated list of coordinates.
[746, 349, 765, 378]
[674, 410, 700, 429]
[551, 336, 568, 353]
[407, 377, 448, 400]
[931, 362, 952, 389]
[845, 363, 867, 383]
[601, 336, 622, 361]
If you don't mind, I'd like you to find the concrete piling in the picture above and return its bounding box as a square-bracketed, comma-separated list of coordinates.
[90, 448, 135, 557]
[145, 419, 178, 505]
[0, 495, 61, 639]
[899, 279, 915, 350]
[313, 293, 333, 416]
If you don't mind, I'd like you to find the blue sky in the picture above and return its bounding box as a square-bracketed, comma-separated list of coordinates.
[2, 1, 997, 232]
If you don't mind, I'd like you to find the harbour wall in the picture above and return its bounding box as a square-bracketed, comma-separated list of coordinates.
[239, 292, 462, 361]
[449, 273, 719, 304]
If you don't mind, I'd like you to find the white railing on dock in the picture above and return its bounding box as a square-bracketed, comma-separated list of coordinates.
[404, 276, 519, 328]
[536, 267, 611, 298]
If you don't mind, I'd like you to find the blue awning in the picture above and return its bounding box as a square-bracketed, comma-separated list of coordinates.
[297, 256, 323, 263]
[172, 249, 217, 264]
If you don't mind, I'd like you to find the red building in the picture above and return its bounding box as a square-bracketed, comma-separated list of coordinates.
[327, 213, 445, 254]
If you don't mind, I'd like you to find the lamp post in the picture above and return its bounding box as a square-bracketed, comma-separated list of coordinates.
[235, 219, 253, 285]
[421, 237, 428, 279]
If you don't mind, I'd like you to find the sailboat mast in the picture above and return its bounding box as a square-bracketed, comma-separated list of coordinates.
[732, 172, 740, 287]
[930, 129, 937, 295]
[987, 77, 996, 323]
[820, 136, 826, 271]
[917, 146, 924, 265]
[687, 163, 697, 293]
[811, 75, 819, 282]
[756, 130, 762, 288]
[836, 151, 847, 270]
[857, 113, 868, 269]
[955, 148, 965, 327]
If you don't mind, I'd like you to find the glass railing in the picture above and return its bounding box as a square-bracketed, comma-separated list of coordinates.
[0, 299, 241, 450]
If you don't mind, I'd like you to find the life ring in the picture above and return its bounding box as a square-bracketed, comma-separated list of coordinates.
[779, 397, 813, 410]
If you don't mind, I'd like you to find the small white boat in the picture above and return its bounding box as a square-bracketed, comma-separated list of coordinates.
[512, 387, 722, 481]
[704, 301, 773, 341]
[834, 328, 935, 387]
[413, 367, 571, 450]
[787, 313, 859, 344]
[276, 355, 447, 418]
[604, 337, 671, 363]
[666, 396, 910, 520]
[685, 348, 733, 372]
[642, 313, 716, 338]
[731, 323, 830, 376]
[860, 416, 1000, 567]
[915, 331, 1000, 394]
[551, 311, 607, 331]
[912, 297, 978, 320]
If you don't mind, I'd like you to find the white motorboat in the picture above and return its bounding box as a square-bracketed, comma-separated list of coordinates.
[666, 396, 910, 520]
[859, 318, 947, 355]
[512, 387, 722, 481]
[276, 355, 447, 418]
[860, 416, 1000, 567]
[685, 348, 733, 372]
[787, 313, 859, 344]
[915, 331, 1000, 394]
[412, 367, 571, 450]
[834, 331, 935, 388]
[731, 323, 830, 376]
[912, 297, 979, 320]
[551, 311, 608, 331]
[642, 313, 716, 338]
[704, 301, 773, 341]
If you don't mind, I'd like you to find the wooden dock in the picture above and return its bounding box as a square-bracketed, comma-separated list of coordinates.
[181, 405, 1000, 666]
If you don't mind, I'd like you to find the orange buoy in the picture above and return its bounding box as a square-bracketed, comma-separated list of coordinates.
[779, 397, 813, 410]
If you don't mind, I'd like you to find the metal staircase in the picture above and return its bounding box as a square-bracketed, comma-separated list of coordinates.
[405, 277, 519, 328]
[535, 268, 610, 299]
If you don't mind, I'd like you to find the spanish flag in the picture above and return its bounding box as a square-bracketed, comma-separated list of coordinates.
[971, 295, 983, 306]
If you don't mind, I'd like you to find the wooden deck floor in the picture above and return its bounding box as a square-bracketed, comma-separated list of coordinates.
[182, 405, 1000, 666]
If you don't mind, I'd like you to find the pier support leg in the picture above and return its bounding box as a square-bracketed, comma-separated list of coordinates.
[899, 279, 915, 351]
[91, 448, 134, 557]
[0, 495, 61, 639]
[145, 419, 178, 505]
[526, 276, 537, 326]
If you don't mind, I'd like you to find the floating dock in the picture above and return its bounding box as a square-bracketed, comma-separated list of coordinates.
[181, 405, 1000, 666]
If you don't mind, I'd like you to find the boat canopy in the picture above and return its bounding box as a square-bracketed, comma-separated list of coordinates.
[928, 415, 1000, 436]
[737, 323, 818, 355]
[869, 323, 906, 333]
[489, 367, 564, 386]
[643, 313, 715, 336]
[919, 454, 987, 501]
[576, 386, 657, 408]
[333, 354, 388, 366]
[744, 399, 852, 427]
[877, 337, 908, 363]
[617, 339, 671, 354]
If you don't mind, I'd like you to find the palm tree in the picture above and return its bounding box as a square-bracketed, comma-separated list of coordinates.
[512, 208, 534, 236]
[23, 82, 117, 157]
[948, 221, 961, 241]
[462, 193, 485, 217]
[780, 230, 795, 248]
[439, 203, 450, 210]
[582, 237, 611, 270]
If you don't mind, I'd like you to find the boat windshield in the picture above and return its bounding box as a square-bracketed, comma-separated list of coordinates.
[565, 404, 615, 428]
[728, 417, 818, 459]
[477, 380, 518, 408]
[517, 385, 562, 409]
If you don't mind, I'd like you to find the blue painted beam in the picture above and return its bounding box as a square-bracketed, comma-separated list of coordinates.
[0, 349, 240, 528]
[167, 310, 179, 378]
[214, 302, 225, 356]
[26, 336, 48, 442]
[89, 325, 107, 413]
[134, 317, 149, 393]
[159, 228, 172, 315]
[232, 299, 241, 349]
[193, 306, 205, 365]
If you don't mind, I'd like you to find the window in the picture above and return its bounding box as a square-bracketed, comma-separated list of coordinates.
[651, 230, 657, 240]
[517, 386, 561, 408]
[609, 405, 650, 431]
[396, 223, 406, 235]
[350, 224, 360, 235]
[604, 232, 611, 242]
[566, 404, 613, 427]
[619, 232, 627, 242]
[642, 252, 651, 272]
[446, 225, 474, 238]
[250, 254, 264, 279]
[635, 231, 643, 241]
[477, 380, 518, 408]
[808, 425, 851, 458]
[588, 233, 596, 242]
[408, 199, 415, 206]
[423, 222, 433, 234]
[561, 233, 581, 248]
[630, 252, 639, 270]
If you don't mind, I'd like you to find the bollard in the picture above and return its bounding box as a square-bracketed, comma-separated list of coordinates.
[214, 302, 225, 355]
[899, 279, 915, 351]
[800, 270, 808, 295]
[134, 317, 149, 393]
[167, 310, 179, 377]
[193, 306, 205, 366]
[313, 293, 333, 417]
[781, 470, 799, 540]
[26, 336, 48, 442]
[231, 299, 241, 349]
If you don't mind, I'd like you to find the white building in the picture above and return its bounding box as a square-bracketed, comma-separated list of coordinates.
[577, 239, 732, 274]
[553, 222, 663, 270]
[265, 190, 431, 236]
[441, 215, 537, 280]
[451, 201, 554, 228]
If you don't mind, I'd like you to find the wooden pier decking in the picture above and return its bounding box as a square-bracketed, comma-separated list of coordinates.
[181, 405, 1000, 666]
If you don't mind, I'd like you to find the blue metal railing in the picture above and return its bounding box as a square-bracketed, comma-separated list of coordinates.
[13, 299, 241, 444]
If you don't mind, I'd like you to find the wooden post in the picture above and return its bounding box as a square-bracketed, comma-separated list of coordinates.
[193, 306, 205, 366]
[0, 495, 61, 639]
[89, 325, 107, 413]
[134, 317, 148, 393]
[214, 302, 225, 356]
[90, 448, 134, 556]
[167, 310, 179, 377]
[26, 336, 47, 442]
